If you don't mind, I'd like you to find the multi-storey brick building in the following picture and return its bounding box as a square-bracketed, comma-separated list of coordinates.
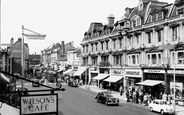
[81, 0, 184, 98]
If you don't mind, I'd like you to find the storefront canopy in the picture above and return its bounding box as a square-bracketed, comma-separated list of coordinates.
[0, 73, 10, 84]
[73, 67, 87, 76]
[92, 74, 109, 80]
[104, 75, 123, 83]
[63, 69, 72, 75]
[136, 80, 163, 86]
[66, 70, 77, 76]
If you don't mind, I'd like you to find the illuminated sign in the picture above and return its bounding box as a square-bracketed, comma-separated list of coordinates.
[20, 94, 57, 115]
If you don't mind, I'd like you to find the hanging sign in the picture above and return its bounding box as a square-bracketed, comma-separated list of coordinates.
[20, 94, 58, 115]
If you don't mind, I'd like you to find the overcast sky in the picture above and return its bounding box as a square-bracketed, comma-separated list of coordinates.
[1, 0, 175, 54]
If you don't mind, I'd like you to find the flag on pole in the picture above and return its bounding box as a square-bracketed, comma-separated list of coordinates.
[22, 27, 46, 40]
[23, 34, 46, 40]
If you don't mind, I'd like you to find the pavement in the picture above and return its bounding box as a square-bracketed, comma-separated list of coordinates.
[79, 84, 184, 115]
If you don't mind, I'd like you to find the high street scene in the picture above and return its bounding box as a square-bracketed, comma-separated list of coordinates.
[1, 0, 184, 115]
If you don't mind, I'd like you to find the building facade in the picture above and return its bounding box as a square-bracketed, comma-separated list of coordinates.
[81, 0, 184, 97]
[41, 41, 75, 70]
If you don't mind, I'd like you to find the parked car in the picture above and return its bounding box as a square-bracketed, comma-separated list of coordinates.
[149, 99, 174, 115]
[32, 79, 40, 87]
[95, 91, 119, 106]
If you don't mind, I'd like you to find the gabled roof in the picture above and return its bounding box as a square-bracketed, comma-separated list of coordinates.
[73, 48, 81, 53]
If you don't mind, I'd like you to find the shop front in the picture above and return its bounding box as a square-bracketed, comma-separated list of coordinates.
[137, 69, 165, 99]
[92, 67, 110, 88]
[125, 68, 142, 88]
[167, 69, 184, 100]
[89, 66, 98, 86]
[103, 68, 124, 91]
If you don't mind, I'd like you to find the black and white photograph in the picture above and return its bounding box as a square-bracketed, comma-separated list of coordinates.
[0, 0, 184, 115]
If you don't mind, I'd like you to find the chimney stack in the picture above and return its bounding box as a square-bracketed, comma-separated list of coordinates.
[107, 14, 115, 26]
[61, 41, 65, 55]
[10, 37, 14, 46]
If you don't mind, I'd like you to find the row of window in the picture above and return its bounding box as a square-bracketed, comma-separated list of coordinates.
[83, 50, 184, 66]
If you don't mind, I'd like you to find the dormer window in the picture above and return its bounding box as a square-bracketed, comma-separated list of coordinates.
[139, 2, 143, 11]
[131, 17, 141, 27]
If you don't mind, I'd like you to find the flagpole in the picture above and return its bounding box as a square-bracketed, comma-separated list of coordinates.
[21, 26, 24, 88]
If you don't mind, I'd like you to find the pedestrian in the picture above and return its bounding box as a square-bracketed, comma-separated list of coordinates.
[109, 85, 112, 92]
[106, 84, 109, 91]
[126, 90, 130, 102]
[143, 93, 148, 106]
[100, 83, 102, 89]
[119, 86, 123, 96]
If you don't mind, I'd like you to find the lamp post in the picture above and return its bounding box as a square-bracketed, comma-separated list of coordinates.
[173, 38, 176, 112]
[21, 26, 46, 88]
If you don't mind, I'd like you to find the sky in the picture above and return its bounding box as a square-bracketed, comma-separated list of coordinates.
[1, 0, 175, 54]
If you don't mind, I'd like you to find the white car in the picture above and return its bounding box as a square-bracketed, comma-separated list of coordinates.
[149, 99, 174, 115]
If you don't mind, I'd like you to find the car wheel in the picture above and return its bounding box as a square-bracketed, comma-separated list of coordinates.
[160, 109, 164, 115]
[105, 101, 108, 106]
[97, 98, 100, 102]
[150, 107, 153, 112]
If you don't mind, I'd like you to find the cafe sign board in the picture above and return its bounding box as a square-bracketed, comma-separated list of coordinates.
[20, 94, 58, 115]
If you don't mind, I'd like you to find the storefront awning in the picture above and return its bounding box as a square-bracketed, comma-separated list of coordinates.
[66, 70, 77, 76]
[73, 67, 87, 76]
[136, 80, 163, 86]
[104, 75, 123, 83]
[63, 69, 72, 75]
[92, 74, 109, 80]
[0, 73, 10, 84]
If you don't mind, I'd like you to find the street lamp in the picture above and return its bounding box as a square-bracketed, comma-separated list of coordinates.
[21, 26, 46, 88]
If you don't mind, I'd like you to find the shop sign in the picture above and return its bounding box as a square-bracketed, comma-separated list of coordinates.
[125, 69, 142, 78]
[168, 70, 184, 74]
[144, 69, 165, 73]
[170, 82, 183, 92]
[20, 94, 57, 115]
[111, 69, 123, 75]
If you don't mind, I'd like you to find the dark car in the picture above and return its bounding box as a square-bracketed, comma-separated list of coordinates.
[95, 91, 119, 106]
[68, 80, 78, 87]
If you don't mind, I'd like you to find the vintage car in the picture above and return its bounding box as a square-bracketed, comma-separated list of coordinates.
[32, 79, 40, 87]
[68, 80, 78, 87]
[149, 99, 174, 115]
[95, 91, 119, 106]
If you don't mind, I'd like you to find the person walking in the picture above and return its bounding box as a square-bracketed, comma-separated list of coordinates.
[143, 93, 148, 106]
[119, 86, 123, 96]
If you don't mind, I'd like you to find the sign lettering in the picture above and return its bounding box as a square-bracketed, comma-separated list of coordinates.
[144, 69, 165, 73]
[168, 70, 184, 74]
[21, 94, 57, 114]
[111, 69, 123, 75]
[125, 69, 142, 78]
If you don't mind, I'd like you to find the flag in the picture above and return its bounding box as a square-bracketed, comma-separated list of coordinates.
[23, 34, 46, 40]
[22, 26, 46, 40]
